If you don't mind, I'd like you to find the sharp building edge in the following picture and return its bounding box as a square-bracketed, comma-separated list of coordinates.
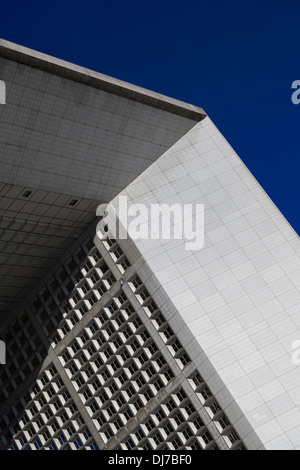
[0, 41, 299, 451]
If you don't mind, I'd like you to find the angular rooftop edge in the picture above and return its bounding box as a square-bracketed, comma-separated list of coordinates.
[0, 38, 206, 122]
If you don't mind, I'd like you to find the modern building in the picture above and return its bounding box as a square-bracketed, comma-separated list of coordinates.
[0, 39, 300, 451]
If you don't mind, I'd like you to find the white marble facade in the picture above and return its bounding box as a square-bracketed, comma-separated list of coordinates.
[111, 116, 300, 450]
[1, 38, 300, 450]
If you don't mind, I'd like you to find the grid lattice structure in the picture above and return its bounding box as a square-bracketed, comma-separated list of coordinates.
[0, 232, 246, 450]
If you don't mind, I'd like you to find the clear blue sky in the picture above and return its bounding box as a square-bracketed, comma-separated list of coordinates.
[1, 0, 299, 234]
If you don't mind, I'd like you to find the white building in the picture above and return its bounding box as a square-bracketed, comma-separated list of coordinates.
[0, 39, 300, 450]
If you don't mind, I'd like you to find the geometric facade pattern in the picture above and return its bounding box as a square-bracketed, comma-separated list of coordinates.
[1, 39, 300, 451]
[0, 229, 245, 450]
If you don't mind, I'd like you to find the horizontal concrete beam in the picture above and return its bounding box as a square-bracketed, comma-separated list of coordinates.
[0, 38, 206, 122]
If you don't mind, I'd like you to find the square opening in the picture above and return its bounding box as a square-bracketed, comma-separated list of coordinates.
[22, 190, 32, 198]
[69, 199, 78, 207]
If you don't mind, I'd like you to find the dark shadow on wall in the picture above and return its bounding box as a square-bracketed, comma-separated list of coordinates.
[0, 222, 102, 450]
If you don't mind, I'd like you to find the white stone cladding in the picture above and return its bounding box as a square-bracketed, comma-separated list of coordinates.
[111, 116, 300, 450]
[0, 39, 299, 451]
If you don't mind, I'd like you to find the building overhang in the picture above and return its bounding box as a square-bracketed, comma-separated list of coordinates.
[0, 39, 206, 318]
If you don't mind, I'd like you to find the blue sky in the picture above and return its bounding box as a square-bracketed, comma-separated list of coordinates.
[1, 0, 299, 233]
